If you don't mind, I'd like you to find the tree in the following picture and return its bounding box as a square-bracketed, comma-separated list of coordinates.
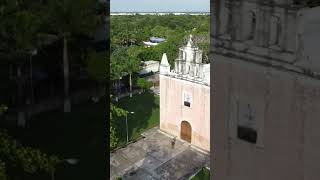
[0, 160, 6, 180]
[0, 129, 60, 179]
[0, 105, 7, 179]
[0, 1, 42, 126]
[111, 46, 141, 98]
[0, 103, 60, 179]
[43, 0, 98, 112]
[192, 33, 210, 63]
[111, 16, 145, 47]
[111, 47, 127, 101]
[0, 105, 8, 116]
[110, 99, 127, 150]
[136, 78, 153, 92]
[127, 46, 142, 97]
[86, 50, 108, 83]
[127, 57, 140, 98]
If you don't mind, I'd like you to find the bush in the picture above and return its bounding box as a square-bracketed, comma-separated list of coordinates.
[136, 78, 153, 92]
[0, 129, 60, 177]
[0, 160, 7, 180]
[86, 50, 108, 83]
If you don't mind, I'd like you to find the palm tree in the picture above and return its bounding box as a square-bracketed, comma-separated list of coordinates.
[111, 48, 127, 101]
[125, 57, 140, 98]
[0, 2, 41, 126]
[43, 0, 98, 112]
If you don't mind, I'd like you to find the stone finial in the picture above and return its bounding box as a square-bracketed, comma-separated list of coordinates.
[160, 53, 170, 75]
[161, 53, 169, 66]
[186, 34, 193, 47]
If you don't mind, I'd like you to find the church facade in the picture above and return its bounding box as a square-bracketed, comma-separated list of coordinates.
[159, 35, 210, 151]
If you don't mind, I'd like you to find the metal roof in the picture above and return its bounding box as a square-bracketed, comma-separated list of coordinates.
[150, 37, 166, 43]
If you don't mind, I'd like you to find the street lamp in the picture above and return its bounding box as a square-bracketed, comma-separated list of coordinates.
[51, 158, 79, 180]
[126, 111, 135, 143]
[115, 76, 122, 102]
[64, 158, 78, 165]
[29, 49, 37, 107]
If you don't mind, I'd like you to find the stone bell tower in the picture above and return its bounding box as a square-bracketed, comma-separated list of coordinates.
[174, 35, 203, 78]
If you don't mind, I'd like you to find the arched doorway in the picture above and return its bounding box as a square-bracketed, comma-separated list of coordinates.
[181, 121, 192, 143]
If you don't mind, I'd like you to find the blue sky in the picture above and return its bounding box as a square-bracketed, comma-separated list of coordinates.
[110, 0, 210, 12]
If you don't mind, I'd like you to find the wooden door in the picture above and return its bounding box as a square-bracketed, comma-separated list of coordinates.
[181, 121, 192, 143]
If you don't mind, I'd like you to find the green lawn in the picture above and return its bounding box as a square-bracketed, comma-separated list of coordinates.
[114, 92, 159, 147]
[14, 100, 106, 180]
[4, 92, 159, 179]
[192, 168, 210, 180]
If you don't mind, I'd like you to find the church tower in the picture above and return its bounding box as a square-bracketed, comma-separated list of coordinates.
[175, 35, 203, 78]
[212, 1, 320, 180]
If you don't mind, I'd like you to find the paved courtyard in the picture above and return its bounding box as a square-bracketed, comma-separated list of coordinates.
[110, 127, 210, 180]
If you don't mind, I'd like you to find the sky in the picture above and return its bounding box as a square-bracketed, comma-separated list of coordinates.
[110, 0, 210, 12]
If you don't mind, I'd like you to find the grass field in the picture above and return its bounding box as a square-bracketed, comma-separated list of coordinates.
[5, 92, 159, 179]
[192, 167, 210, 180]
[114, 92, 160, 147]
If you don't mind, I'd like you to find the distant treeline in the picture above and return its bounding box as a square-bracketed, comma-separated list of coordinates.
[111, 15, 210, 67]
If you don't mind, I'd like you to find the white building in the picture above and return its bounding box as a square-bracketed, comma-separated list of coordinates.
[160, 35, 210, 151]
[139, 60, 160, 75]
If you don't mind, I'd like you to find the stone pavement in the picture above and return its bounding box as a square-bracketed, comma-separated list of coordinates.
[110, 127, 210, 180]
[150, 86, 160, 96]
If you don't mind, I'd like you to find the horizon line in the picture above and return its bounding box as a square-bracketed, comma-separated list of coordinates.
[110, 11, 210, 13]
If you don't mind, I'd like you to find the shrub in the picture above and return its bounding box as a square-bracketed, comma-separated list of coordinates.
[136, 78, 153, 92]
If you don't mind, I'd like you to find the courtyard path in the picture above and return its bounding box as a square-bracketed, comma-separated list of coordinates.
[110, 126, 210, 180]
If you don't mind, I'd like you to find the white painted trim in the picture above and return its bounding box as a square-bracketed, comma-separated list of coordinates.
[160, 75, 210, 89]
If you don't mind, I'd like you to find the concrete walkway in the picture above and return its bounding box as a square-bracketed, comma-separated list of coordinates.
[110, 127, 210, 180]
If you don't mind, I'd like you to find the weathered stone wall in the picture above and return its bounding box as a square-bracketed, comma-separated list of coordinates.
[160, 75, 210, 151]
[295, 6, 320, 74]
[212, 54, 320, 180]
[211, 1, 320, 179]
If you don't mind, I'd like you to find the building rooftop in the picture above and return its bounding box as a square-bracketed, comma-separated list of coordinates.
[150, 37, 166, 43]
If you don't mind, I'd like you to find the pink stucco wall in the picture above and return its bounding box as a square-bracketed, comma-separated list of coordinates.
[160, 75, 210, 151]
[212, 55, 320, 180]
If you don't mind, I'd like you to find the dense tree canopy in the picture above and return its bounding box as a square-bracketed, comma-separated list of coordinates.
[111, 15, 210, 66]
[0, 0, 106, 179]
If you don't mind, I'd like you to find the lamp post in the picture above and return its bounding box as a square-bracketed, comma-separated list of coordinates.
[51, 158, 78, 180]
[126, 111, 135, 143]
[115, 76, 122, 102]
[29, 49, 37, 107]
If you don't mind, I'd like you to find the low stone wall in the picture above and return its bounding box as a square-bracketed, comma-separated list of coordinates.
[1, 87, 105, 123]
[28, 87, 105, 117]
